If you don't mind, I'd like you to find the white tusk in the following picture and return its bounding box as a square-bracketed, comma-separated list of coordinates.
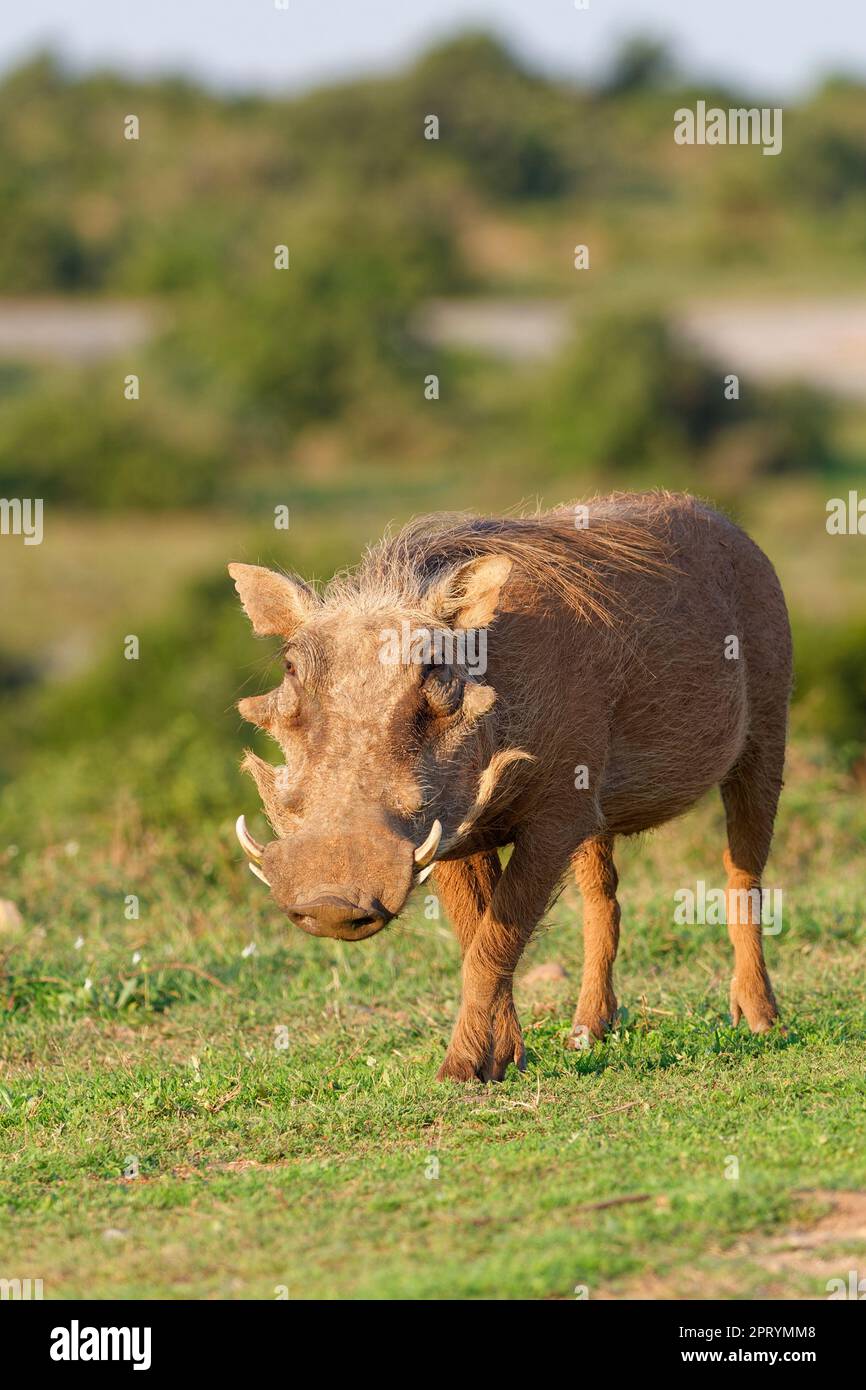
[249, 862, 270, 886]
[415, 862, 436, 885]
[414, 819, 442, 867]
[236, 814, 265, 863]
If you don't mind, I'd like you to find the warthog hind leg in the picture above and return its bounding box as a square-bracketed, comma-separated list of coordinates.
[567, 835, 620, 1050]
[721, 739, 784, 1033]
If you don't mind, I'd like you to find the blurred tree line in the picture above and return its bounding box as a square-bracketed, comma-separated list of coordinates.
[0, 34, 865, 508]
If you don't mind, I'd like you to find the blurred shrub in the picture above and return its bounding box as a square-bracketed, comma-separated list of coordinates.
[0, 571, 277, 830]
[161, 200, 458, 435]
[406, 33, 570, 201]
[599, 37, 678, 98]
[537, 312, 837, 485]
[0, 372, 225, 508]
[793, 618, 866, 753]
[780, 93, 866, 210]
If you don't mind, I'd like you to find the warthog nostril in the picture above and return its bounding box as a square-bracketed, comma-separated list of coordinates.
[287, 895, 392, 935]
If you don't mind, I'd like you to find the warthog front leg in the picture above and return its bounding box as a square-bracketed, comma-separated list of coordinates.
[433, 851, 519, 1082]
[436, 827, 574, 1082]
[432, 851, 502, 956]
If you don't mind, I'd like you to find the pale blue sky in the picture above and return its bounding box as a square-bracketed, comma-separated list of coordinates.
[2, 0, 864, 97]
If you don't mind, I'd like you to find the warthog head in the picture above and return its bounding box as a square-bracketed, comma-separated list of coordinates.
[228, 554, 513, 940]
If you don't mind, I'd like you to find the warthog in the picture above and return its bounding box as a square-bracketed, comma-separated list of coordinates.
[229, 491, 791, 1081]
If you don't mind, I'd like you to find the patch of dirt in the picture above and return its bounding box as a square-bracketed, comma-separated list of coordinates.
[756, 1190, 866, 1283]
[0, 900, 23, 933]
[522, 962, 569, 987]
[596, 1190, 866, 1300]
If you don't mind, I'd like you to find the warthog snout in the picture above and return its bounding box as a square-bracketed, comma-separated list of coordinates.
[235, 815, 443, 941]
[285, 893, 392, 940]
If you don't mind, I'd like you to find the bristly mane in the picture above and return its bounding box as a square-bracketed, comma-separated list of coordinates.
[324, 492, 678, 625]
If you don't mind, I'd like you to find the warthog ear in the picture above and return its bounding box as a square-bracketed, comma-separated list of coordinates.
[430, 555, 512, 628]
[228, 563, 319, 637]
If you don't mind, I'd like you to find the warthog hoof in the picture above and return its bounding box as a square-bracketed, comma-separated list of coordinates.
[729, 976, 780, 1033]
[437, 1011, 526, 1083]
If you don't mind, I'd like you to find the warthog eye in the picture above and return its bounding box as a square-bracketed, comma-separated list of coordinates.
[284, 657, 296, 677]
[423, 670, 464, 718]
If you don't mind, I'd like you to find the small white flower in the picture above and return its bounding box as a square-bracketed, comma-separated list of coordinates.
[74, 935, 85, 950]
[241, 941, 257, 958]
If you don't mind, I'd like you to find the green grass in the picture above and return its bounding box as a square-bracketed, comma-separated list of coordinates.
[1, 742, 864, 1299]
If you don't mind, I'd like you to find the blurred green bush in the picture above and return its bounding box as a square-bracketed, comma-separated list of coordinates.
[793, 618, 866, 752]
[537, 312, 837, 487]
[0, 571, 277, 833]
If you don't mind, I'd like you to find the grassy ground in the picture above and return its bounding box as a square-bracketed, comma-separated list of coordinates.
[1, 739, 864, 1300]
